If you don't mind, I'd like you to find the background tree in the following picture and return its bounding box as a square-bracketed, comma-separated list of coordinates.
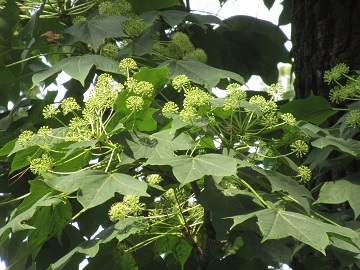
[0, 0, 360, 269]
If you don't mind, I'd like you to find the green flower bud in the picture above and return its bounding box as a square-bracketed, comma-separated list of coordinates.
[162, 101, 179, 118]
[183, 48, 208, 63]
[290, 140, 308, 157]
[18, 130, 35, 147]
[346, 109, 360, 128]
[126, 96, 144, 112]
[61, 97, 80, 115]
[30, 154, 54, 175]
[100, 43, 119, 60]
[43, 104, 60, 119]
[297, 165, 312, 183]
[280, 113, 296, 126]
[324, 63, 349, 84]
[146, 174, 163, 185]
[172, 75, 191, 92]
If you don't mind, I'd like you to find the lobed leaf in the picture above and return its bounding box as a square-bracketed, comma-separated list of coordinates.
[44, 170, 149, 209]
[231, 209, 359, 254]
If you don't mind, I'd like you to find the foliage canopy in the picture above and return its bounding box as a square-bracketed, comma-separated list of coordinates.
[1, 0, 360, 269]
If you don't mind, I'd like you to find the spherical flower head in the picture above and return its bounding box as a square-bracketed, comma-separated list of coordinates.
[248, 95, 277, 114]
[182, 48, 208, 63]
[86, 74, 120, 111]
[133, 81, 154, 97]
[268, 83, 285, 100]
[124, 18, 148, 38]
[146, 174, 163, 185]
[260, 112, 278, 127]
[290, 140, 309, 157]
[18, 130, 35, 147]
[126, 96, 144, 112]
[280, 113, 296, 126]
[37, 126, 53, 138]
[179, 106, 197, 122]
[61, 97, 80, 115]
[100, 43, 119, 60]
[167, 32, 194, 59]
[183, 87, 212, 109]
[108, 196, 145, 222]
[324, 63, 349, 84]
[98, 0, 132, 16]
[43, 104, 60, 119]
[172, 75, 191, 92]
[223, 83, 247, 110]
[72, 16, 86, 24]
[162, 101, 179, 118]
[346, 109, 360, 128]
[30, 154, 54, 175]
[297, 165, 312, 183]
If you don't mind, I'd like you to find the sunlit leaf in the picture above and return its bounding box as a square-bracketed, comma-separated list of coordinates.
[231, 209, 359, 254]
[316, 175, 360, 219]
[44, 170, 149, 209]
[311, 136, 360, 157]
[32, 55, 122, 87]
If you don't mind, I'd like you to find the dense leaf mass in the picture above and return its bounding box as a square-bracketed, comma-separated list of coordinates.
[0, 1, 360, 270]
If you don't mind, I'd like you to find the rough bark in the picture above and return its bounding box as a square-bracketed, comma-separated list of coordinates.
[292, 0, 360, 99]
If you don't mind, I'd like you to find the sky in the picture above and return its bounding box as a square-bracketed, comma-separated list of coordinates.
[0, 1, 291, 269]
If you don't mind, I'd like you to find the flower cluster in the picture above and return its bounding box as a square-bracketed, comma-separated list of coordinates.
[172, 75, 191, 92]
[162, 101, 179, 118]
[124, 17, 148, 38]
[223, 83, 247, 111]
[290, 140, 309, 157]
[153, 32, 207, 63]
[29, 154, 54, 175]
[100, 43, 119, 60]
[18, 130, 35, 147]
[297, 165, 312, 183]
[108, 196, 145, 222]
[98, 0, 132, 16]
[280, 113, 296, 126]
[43, 104, 60, 119]
[61, 97, 80, 115]
[324, 63, 349, 84]
[146, 174, 163, 185]
[346, 109, 360, 128]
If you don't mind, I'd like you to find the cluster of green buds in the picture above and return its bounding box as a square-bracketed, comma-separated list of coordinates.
[98, 0, 132, 16]
[325, 63, 360, 128]
[153, 32, 207, 63]
[162, 75, 212, 122]
[108, 196, 146, 222]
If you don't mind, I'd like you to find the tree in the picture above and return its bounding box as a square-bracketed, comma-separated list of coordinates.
[1, 0, 360, 269]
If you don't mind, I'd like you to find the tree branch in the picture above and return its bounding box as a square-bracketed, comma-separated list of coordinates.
[191, 181, 216, 270]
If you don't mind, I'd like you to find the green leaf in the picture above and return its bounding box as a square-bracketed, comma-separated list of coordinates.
[114, 130, 195, 162]
[150, 154, 237, 186]
[162, 60, 244, 90]
[316, 176, 360, 219]
[154, 236, 192, 269]
[199, 178, 263, 239]
[32, 55, 122, 87]
[0, 195, 62, 237]
[311, 135, 360, 157]
[252, 167, 312, 213]
[231, 209, 359, 254]
[133, 65, 169, 93]
[263, 0, 275, 10]
[280, 93, 337, 125]
[44, 170, 149, 209]
[50, 218, 146, 269]
[63, 16, 126, 49]
[127, 0, 180, 14]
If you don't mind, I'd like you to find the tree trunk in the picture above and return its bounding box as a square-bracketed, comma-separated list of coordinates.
[291, 0, 360, 99]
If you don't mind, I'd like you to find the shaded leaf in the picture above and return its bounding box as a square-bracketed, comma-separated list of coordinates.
[162, 60, 244, 90]
[311, 136, 360, 158]
[0, 195, 62, 237]
[63, 16, 126, 49]
[263, 0, 276, 10]
[154, 236, 192, 269]
[50, 218, 146, 270]
[231, 209, 359, 254]
[44, 170, 148, 209]
[127, 0, 180, 14]
[32, 55, 122, 87]
[280, 93, 337, 125]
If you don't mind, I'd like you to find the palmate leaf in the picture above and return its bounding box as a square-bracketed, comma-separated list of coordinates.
[113, 130, 195, 163]
[316, 175, 360, 219]
[311, 135, 360, 158]
[161, 60, 244, 91]
[231, 209, 359, 254]
[50, 218, 146, 270]
[44, 170, 148, 209]
[32, 55, 122, 87]
[63, 16, 126, 49]
[149, 154, 237, 186]
[0, 195, 62, 238]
